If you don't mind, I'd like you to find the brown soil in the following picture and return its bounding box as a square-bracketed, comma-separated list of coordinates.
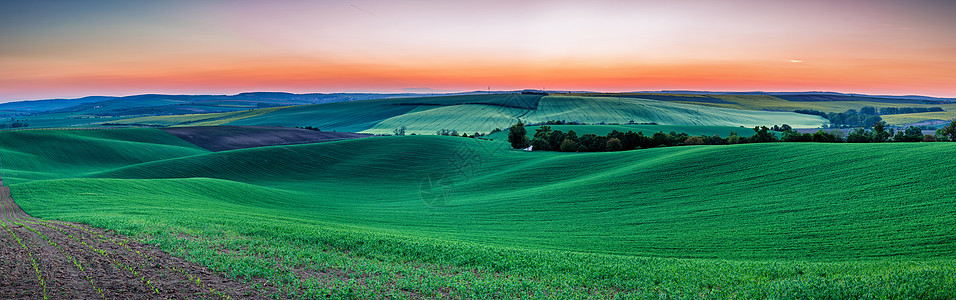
[162, 126, 372, 152]
[0, 180, 272, 299]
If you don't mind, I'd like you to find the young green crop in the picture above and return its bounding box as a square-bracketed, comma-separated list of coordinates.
[5, 129, 956, 298]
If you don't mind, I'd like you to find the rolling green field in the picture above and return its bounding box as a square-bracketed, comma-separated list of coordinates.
[3, 128, 955, 298]
[570, 93, 956, 126]
[103, 94, 826, 134]
[225, 94, 826, 135]
[9, 93, 954, 132]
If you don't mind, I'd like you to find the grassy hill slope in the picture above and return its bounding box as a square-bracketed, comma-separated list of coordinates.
[5, 130, 955, 297]
[0, 129, 208, 182]
[224, 94, 825, 135]
[26, 135, 956, 261]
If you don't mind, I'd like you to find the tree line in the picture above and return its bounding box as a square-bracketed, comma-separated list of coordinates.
[0, 122, 29, 129]
[507, 120, 956, 152]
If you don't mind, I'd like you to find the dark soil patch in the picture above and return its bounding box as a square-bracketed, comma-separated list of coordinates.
[162, 126, 372, 151]
[0, 179, 274, 299]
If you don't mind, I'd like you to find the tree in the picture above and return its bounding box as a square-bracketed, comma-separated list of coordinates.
[559, 139, 578, 152]
[726, 132, 742, 144]
[530, 137, 551, 151]
[873, 121, 889, 142]
[750, 126, 777, 143]
[392, 126, 407, 136]
[704, 135, 726, 145]
[943, 120, 956, 142]
[846, 128, 874, 143]
[860, 106, 878, 115]
[781, 130, 811, 142]
[893, 126, 923, 142]
[863, 115, 883, 129]
[565, 129, 578, 142]
[683, 136, 704, 145]
[547, 130, 566, 150]
[811, 130, 838, 143]
[606, 138, 623, 151]
[534, 125, 552, 139]
[508, 122, 530, 149]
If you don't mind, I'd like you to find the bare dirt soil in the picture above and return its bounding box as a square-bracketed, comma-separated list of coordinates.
[0, 179, 271, 299]
[162, 126, 372, 152]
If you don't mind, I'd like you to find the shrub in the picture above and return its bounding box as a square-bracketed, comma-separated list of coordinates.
[530, 137, 551, 151]
[683, 136, 704, 145]
[559, 139, 578, 152]
[726, 134, 742, 145]
[605, 138, 623, 151]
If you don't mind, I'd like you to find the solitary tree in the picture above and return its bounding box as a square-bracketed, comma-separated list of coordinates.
[508, 122, 530, 149]
[393, 126, 407, 136]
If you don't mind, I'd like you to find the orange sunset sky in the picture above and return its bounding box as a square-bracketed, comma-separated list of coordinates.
[1, 0, 954, 102]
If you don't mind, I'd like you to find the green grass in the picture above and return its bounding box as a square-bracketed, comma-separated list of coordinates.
[0, 128, 207, 182]
[3, 129, 956, 298]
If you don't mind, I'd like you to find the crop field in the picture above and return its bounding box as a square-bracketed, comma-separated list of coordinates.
[223, 94, 826, 134]
[879, 111, 956, 126]
[2, 128, 955, 298]
[8, 93, 954, 132]
[81, 94, 828, 134]
[526, 96, 825, 127]
[0, 177, 267, 299]
[110, 106, 289, 127]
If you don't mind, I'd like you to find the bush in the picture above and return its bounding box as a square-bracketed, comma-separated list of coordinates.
[559, 139, 578, 152]
[726, 134, 742, 145]
[923, 134, 937, 142]
[530, 137, 551, 151]
[846, 129, 874, 143]
[605, 138, 623, 151]
[893, 126, 923, 142]
[811, 130, 838, 143]
[683, 136, 704, 145]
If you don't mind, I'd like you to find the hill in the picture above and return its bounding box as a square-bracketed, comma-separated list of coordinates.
[3, 129, 954, 297]
[222, 94, 825, 134]
[7, 92, 955, 131]
[161, 126, 371, 151]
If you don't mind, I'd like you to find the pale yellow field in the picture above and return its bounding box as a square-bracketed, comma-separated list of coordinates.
[111, 106, 289, 126]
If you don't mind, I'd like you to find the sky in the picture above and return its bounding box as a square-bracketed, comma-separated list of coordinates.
[1, 0, 954, 102]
